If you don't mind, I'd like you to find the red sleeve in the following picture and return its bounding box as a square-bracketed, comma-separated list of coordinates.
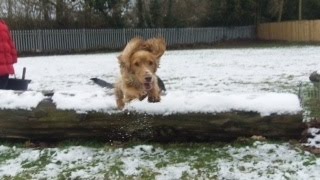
[0, 20, 18, 64]
[3, 21, 18, 64]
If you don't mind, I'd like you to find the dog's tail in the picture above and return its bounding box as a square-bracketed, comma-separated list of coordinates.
[157, 76, 166, 92]
[90, 78, 114, 89]
[91, 77, 166, 92]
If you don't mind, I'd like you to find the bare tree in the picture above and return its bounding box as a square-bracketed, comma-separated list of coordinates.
[0, 0, 14, 19]
[298, 0, 302, 20]
[278, 0, 284, 21]
[173, 0, 211, 26]
[41, 0, 53, 21]
[7, 0, 13, 19]
[268, 0, 285, 22]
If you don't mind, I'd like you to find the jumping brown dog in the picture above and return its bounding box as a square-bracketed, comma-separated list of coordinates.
[114, 37, 166, 109]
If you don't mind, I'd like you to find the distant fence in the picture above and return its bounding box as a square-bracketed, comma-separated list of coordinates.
[257, 20, 320, 42]
[11, 26, 255, 54]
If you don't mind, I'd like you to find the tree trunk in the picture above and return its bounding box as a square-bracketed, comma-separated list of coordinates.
[7, 0, 13, 20]
[277, 0, 284, 22]
[0, 98, 305, 142]
[299, 0, 302, 20]
[55, 0, 65, 27]
[42, 0, 50, 22]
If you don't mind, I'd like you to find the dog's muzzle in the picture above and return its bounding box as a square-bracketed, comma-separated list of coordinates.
[144, 76, 153, 91]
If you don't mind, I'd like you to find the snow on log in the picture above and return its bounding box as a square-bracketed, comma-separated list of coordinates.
[0, 90, 305, 141]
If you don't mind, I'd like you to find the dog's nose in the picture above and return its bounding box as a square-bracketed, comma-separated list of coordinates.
[145, 76, 152, 82]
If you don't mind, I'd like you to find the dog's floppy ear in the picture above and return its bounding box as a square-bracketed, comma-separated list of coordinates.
[118, 37, 144, 70]
[143, 38, 166, 59]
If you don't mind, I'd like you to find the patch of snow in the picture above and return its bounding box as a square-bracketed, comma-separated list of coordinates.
[217, 141, 320, 180]
[50, 90, 302, 116]
[0, 90, 44, 110]
[52, 146, 95, 164]
[35, 163, 61, 180]
[126, 91, 302, 116]
[51, 90, 117, 113]
[156, 163, 197, 180]
[0, 143, 319, 179]
[304, 128, 320, 148]
[14, 47, 320, 94]
[0, 145, 10, 153]
[120, 145, 161, 176]
[0, 89, 302, 116]
[35, 146, 105, 180]
[8, 47, 319, 114]
[15, 54, 118, 92]
[0, 148, 40, 177]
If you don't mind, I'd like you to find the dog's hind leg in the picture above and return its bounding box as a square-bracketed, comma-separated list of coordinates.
[114, 83, 125, 110]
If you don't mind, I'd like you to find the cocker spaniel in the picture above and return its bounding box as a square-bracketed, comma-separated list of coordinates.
[114, 37, 166, 109]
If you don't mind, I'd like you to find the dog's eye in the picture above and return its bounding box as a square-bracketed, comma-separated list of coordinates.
[134, 62, 139, 66]
[148, 61, 153, 66]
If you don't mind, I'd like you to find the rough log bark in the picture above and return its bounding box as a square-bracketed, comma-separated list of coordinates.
[0, 98, 305, 142]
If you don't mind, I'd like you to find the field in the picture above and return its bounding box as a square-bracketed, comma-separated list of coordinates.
[0, 46, 320, 179]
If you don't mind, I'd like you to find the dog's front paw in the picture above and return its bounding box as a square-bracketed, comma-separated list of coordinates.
[148, 95, 161, 103]
[116, 100, 125, 110]
[139, 91, 148, 101]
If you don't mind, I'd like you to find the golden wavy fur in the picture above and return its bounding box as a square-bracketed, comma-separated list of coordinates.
[115, 37, 166, 109]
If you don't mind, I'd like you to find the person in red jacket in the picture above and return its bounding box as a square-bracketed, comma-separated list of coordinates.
[0, 20, 17, 89]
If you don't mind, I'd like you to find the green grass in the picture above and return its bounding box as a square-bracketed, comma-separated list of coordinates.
[0, 139, 318, 179]
[300, 83, 320, 121]
[0, 151, 20, 164]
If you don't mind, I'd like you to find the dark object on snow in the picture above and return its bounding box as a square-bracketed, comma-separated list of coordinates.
[6, 79, 31, 90]
[309, 71, 320, 83]
[90, 78, 114, 89]
[91, 76, 166, 92]
[6, 67, 31, 91]
[0, 75, 9, 89]
[157, 76, 166, 92]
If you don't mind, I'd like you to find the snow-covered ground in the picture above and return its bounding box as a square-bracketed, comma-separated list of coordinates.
[0, 142, 319, 179]
[4, 46, 320, 114]
[15, 46, 320, 93]
[0, 46, 320, 179]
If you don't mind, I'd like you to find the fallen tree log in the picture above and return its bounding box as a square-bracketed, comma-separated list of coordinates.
[0, 98, 306, 142]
